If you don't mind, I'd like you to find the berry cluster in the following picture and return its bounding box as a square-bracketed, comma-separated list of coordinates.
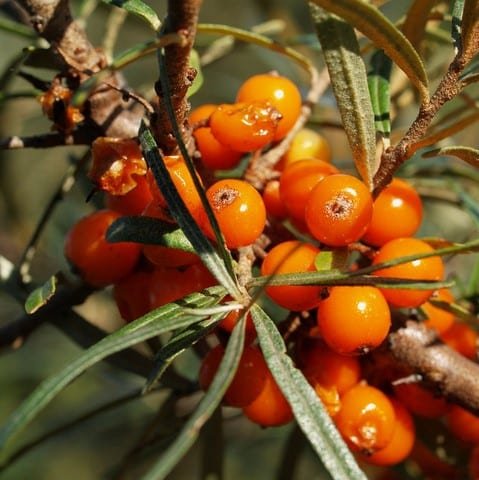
[63, 72, 479, 473]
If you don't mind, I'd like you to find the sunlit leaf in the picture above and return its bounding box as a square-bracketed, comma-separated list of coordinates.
[423, 146, 479, 168]
[107, 215, 195, 253]
[368, 50, 392, 136]
[310, 5, 376, 189]
[102, 0, 161, 31]
[308, 0, 430, 104]
[0, 286, 225, 462]
[187, 50, 203, 97]
[251, 305, 367, 480]
[452, 0, 465, 53]
[24, 275, 58, 314]
[141, 316, 246, 480]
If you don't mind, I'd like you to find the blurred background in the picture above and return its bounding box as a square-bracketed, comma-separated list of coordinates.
[1, 0, 478, 478]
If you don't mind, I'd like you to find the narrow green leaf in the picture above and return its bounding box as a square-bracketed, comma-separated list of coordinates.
[141, 316, 246, 480]
[428, 299, 478, 323]
[310, 5, 376, 189]
[24, 275, 58, 314]
[143, 314, 222, 393]
[0, 287, 225, 461]
[187, 50, 203, 98]
[251, 305, 367, 480]
[138, 123, 240, 298]
[101, 0, 161, 31]
[107, 216, 195, 253]
[452, 0, 465, 53]
[423, 146, 479, 168]
[0, 17, 36, 39]
[367, 50, 392, 136]
[309, 0, 430, 104]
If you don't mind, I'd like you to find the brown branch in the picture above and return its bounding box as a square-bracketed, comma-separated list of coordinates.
[152, 0, 201, 154]
[0, 128, 96, 149]
[389, 321, 479, 414]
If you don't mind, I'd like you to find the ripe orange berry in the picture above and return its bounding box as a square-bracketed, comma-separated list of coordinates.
[305, 174, 373, 247]
[279, 158, 339, 222]
[279, 128, 331, 168]
[440, 321, 478, 360]
[421, 289, 455, 334]
[148, 263, 216, 308]
[317, 286, 391, 355]
[362, 178, 423, 247]
[64, 209, 141, 287]
[143, 244, 199, 268]
[262, 180, 288, 219]
[189, 104, 243, 170]
[210, 101, 281, 152]
[260, 240, 322, 311]
[200, 179, 266, 249]
[335, 383, 396, 454]
[218, 305, 256, 341]
[236, 73, 302, 140]
[106, 174, 153, 216]
[372, 237, 445, 308]
[299, 340, 362, 394]
[113, 270, 153, 322]
[243, 369, 293, 426]
[446, 405, 479, 444]
[363, 398, 415, 466]
[393, 383, 449, 418]
[199, 344, 269, 408]
[146, 156, 203, 223]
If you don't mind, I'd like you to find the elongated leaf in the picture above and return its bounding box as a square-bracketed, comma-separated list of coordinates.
[141, 316, 246, 480]
[461, 0, 479, 61]
[402, 0, 439, 51]
[0, 17, 36, 39]
[102, 0, 161, 31]
[139, 123, 240, 297]
[107, 216, 195, 253]
[452, 0, 465, 53]
[309, 0, 430, 104]
[24, 275, 58, 314]
[187, 50, 203, 98]
[143, 315, 222, 393]
[367, 50, 392, 136]
[0, 287, 225, 461]
[310, 5, 377, 189]
[251, 305, 367, 480]
[423, 146, 479, 168]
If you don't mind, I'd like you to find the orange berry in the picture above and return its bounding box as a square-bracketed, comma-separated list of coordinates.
[146, 156, 203, 223]
[440, 321, 478, 360]
[305, 174, 373, 247]
[446, 405, 479, 443]
[143, 244, 199, 268]
[260, 240, 322, 311]
[317, 286, 391, 355]
[106, 174, 153, 216]
[236, 73, 302, 140]
[64, 209, 141, 287]
[421, 289, 455, 334]
[189, 104, 243, 170]
[280, 128, 331, 168]
[218, 305, 256, 341]
[393, 383, 449, 418]
[372, 237, 445, 308]
[148, 263, 216, 308]
[113, 270, 153, 322]
[279, 158, 339, 222]
[299, 340, 361, 394]
[199, 344, 269, 408]
[262, 180, 288, 219]
[200, 179, 266, 249]
[335, 383, 396, 454]
[243, 369, 293, 426]
[363, 398, 415, 466]
[209, 101, 281, 152]
[362, 178, 423, 247]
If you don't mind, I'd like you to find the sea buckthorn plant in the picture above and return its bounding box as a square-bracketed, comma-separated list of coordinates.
[2, 1, 479, 479]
